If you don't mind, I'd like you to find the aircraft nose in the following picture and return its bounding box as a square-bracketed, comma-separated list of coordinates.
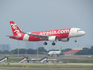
[82, 31, 85, 35]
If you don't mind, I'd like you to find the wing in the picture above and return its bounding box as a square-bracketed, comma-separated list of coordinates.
[27, 34, 49, 40]
[22, 32, 57, 41]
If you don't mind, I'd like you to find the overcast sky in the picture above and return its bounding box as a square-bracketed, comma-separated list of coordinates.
[0, 0, 93, 50]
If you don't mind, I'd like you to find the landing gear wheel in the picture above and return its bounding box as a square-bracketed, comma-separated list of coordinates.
[52, 42, 55, 45]
[74, 37, 77, 43]
[44, 42, 47, 45]
[75, 40, 77, 43]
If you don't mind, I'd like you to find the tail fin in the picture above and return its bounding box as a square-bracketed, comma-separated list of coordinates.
[10, 21, 22, 35]
[59, 46, 62, 53]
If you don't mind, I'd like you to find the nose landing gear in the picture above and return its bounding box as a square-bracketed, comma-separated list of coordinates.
[75, 40, 77, 42]
[74, 37, 77, 43]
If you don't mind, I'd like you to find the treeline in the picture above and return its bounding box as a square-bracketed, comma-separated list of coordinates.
[0, 47, 72, 54]
[75, 46, 93, 55]
[0, 46, 93, 55]
[0, 47, 47, 54]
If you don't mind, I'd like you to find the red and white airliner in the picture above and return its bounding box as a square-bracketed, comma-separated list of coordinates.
[7, 21, 85, 45]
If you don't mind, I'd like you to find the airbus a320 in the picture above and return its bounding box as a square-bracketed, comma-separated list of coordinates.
[7, 21, 85, 45]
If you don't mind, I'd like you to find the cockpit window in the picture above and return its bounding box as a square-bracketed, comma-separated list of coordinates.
[77, 30, 82, 31]
[77, 29, 82, 32]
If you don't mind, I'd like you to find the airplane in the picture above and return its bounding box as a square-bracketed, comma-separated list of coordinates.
[48, 46, 62, 57]
[7, 21, 85, 45]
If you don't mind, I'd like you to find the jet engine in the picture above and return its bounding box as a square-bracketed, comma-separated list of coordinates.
[47, 36, 57, 41]
[58, 38, 69, 42]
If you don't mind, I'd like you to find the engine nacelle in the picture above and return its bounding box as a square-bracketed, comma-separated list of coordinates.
[48, 36, 57, 41]
[58, 38, 69, 42]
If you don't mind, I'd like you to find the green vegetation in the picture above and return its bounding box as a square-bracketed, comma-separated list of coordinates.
[7, 58, 20, 63]
[82, 56, 93, 59]
[1, 46, 93, 55]
[0, 64, 93, 68]
[60, 59, 93, 63]
[75, 46, 93, 55]
[1, 47, 72, 54]
[1, 47, 47, 54]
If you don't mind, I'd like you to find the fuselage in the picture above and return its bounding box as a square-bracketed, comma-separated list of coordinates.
[48, 51, 60, 55]
[10, 28, 85, 41]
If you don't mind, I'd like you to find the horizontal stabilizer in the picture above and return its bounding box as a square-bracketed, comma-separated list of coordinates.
[6, 35, 19, 38]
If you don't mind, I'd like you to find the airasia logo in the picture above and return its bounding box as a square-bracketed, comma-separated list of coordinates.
[39, 29, 70, 35]
[11, 24, 21, 37]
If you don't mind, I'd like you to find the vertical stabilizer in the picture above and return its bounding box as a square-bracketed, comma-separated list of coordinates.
[10, 21, 22, 35]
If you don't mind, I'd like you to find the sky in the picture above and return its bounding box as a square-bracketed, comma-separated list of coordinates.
[0, 0, 93, 50]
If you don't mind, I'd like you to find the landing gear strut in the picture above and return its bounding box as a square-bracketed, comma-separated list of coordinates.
[75, 40, 77, 42]
[74, 37, 77, 43]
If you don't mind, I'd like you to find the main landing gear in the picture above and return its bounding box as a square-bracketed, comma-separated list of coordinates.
[43, 42, 47, 45]
[43, 42, 55, 45]
[52, 42, 55, 45]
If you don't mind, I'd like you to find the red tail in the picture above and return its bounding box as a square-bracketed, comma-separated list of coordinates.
[10, 21, 22, 35]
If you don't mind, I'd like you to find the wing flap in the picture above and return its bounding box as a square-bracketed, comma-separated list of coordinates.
[28, 34, 48, 40]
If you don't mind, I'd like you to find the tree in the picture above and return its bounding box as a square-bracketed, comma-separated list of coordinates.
[75, 46, 93, 55]
[38, 47, 47, 54]
[19, 49, 26, 54]
[90, 46, 93, 49]
[0, 50, 3, 54]
[83, 47, 89, 50]
[27, 49, 36, 54]
[9, 49, 18, 54]
[3, 50, 9, 54]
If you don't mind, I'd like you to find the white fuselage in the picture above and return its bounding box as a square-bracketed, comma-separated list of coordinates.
[68, 28, 85, 38]
[48, 51, 60, 55]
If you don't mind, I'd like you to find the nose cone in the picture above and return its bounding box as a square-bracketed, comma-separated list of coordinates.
[82, 31, 85, 35]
